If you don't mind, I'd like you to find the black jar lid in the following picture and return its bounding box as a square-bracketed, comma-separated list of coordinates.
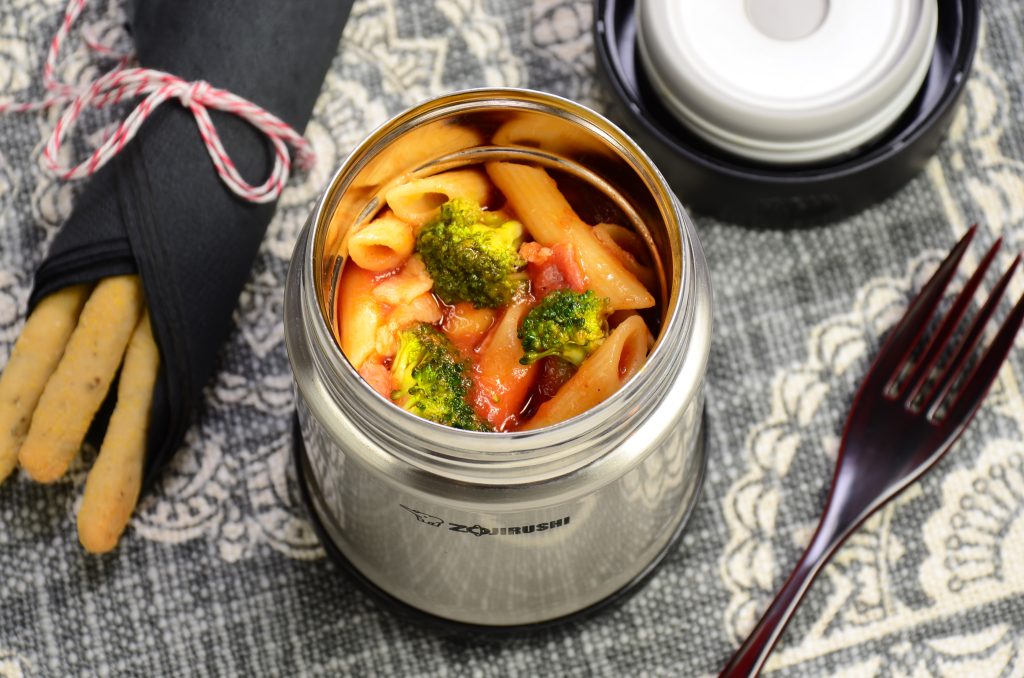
[594, 0, 979, 226]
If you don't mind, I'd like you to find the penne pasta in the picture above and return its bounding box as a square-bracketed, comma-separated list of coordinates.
[470, 301, 540, 431]
[593, 222, 647, 261]
[356, 123, 485, 188]
[593, 223, 658, 295]
[485, 162, 655, 310]
[385, 169, 491, 226]
[608, 310, 657, 350]
[521, 315, 649, 430]
[348, 210, 415, 272]
[492, 116, 609, 159]
[337, 263, 385, 369]
[358, 358, 394, 400]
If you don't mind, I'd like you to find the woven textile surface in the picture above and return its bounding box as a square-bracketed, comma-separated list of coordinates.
[1, 1, 1023, 675]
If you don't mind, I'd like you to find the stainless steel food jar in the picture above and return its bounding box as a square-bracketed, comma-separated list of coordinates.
[284, 89, 713, 628]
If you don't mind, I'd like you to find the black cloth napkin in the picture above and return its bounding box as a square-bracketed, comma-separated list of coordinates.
[29, 0, 353, 489]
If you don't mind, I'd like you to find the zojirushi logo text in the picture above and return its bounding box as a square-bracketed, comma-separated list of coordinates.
[401, 505, 571, 538]
[449, 516, 570, 537]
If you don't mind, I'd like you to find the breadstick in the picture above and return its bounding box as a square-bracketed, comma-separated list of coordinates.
[0, 284, 92, 483]
[18, 275, 144, 483]
[77, 309, 159, 553]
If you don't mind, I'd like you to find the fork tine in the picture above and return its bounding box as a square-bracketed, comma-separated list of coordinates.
[924, 254, 1021, 417]
[938, 287, 1024, 425]
[901, 238, 1002, 406]
[870, 226, 976, 391]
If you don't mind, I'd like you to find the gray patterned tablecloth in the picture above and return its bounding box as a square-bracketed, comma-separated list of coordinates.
[2, 1, 1024, 676]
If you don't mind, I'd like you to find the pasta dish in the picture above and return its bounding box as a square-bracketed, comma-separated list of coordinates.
[334, 131, 660, 432]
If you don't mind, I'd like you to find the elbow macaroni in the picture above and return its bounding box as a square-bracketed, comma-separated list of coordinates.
[385, 169, 491, 225]
[348, 211, 415, 272]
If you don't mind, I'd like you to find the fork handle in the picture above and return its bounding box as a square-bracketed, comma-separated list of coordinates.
[719, 523, 842, 677]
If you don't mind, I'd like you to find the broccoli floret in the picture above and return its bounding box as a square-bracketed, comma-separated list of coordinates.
[391, 324, 490, 431]
[416, 198, 526, 308]
[518, 290, 610, 366]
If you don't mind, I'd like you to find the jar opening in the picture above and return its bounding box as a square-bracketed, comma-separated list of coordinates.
[303, 89, 694, 456]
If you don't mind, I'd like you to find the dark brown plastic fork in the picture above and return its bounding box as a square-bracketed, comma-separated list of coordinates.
[720, 226, 1024, 678]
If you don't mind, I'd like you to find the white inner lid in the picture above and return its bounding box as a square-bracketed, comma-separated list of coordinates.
[745, 0, 829, 41]
[637, 0, 938, 164]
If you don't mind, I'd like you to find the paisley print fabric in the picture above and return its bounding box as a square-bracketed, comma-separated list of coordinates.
[1, 1, 1023, 675]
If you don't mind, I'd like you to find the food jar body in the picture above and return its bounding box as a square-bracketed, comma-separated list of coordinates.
[284, 89, 713, 628]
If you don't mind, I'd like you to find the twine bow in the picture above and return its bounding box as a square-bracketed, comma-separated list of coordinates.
[0, 0, 315, 204]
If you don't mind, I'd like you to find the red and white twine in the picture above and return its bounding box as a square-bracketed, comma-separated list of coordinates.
[0, 0, 315, 203]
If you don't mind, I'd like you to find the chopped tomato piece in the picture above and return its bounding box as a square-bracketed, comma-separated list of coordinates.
[551, 242, 587, 292]
[519, 241, 552, 265]
[529, 260, 567, 300]
[527, 241, 587, 300]
[359, 360, 394, 400]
